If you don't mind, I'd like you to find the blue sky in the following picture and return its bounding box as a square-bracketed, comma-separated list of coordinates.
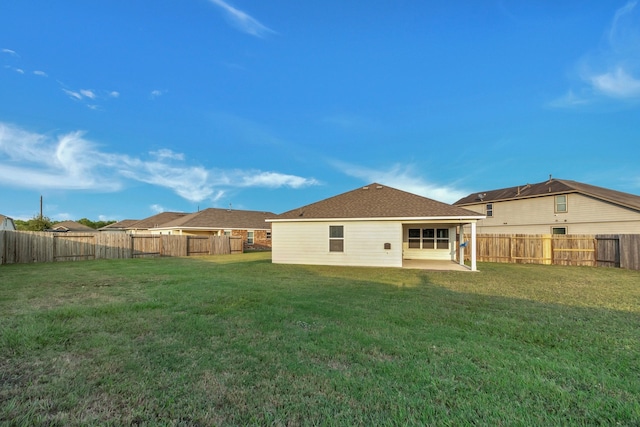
[2, 1, 640, 221]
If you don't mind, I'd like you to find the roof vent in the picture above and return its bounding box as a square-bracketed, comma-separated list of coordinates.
[376, 185, 383, 189]
[362, 186, 369, 190]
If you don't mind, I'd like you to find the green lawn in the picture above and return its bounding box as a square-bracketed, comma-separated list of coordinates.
[1, 253, 639, 426]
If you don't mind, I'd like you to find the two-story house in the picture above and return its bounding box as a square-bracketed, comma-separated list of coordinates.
[453, 178, 640, 235]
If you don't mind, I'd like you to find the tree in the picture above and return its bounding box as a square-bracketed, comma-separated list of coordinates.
[15, 215, 53, 231]
[77, 218, 116, 229]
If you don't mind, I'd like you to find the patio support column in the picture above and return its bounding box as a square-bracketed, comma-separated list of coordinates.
[459, 225, 465, 267]
[471, 221, 477, 271]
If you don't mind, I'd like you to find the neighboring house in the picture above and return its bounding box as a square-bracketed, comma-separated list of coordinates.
[453, 178, 640, 234]
[98, 219, 139, 233]
[48, 220, 97, 232]
[124, 212, 189, 234]
[149, 207, 275, 249]
[267, 183, 484, 270]
[0, 214, 17, 231]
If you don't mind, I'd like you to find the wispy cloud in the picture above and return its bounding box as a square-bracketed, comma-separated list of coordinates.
[0, 122, 318, 203]
[61, 86, 119, 109]
[80, 89, 96, 99]
[207, 0, 275, 38]
[1, 48, 19, 57]
[552, 1, 640, 107]
[2, 48, 119, 108]
[150, 204, 167, 214]
[150, 89, 166, 99]
[589, 67, 640, 98]
[547, 90, 590, 108]
[62, 89, 84, 100]
[331, 160, 468, 204]
[237, 171, 319, 188]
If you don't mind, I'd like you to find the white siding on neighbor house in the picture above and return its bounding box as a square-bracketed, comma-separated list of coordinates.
[1, 218, 16, 231]
[463, 194, 640, 234]
[271, 220, 403, 267]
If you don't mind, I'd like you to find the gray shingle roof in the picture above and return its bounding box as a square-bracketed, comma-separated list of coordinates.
[454, 178, 640, 212]
[98, 219, 139, 230]
[154, 208, 275, 230]
[271, 183, 483, 220]
[126, 212, 188, 230]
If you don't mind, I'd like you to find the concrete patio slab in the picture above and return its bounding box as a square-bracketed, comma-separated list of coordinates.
[402, 259, 473, 271]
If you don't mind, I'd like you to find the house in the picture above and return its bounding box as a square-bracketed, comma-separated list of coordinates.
[98, 219, 139, 233]
[149, 207, 275, 250]
[48, 220, 97, 232]
[267, 183, 485, 270]
[0, 214, 16, 231]
[453, 178, 640, 234]
[124, 212, 189, 234]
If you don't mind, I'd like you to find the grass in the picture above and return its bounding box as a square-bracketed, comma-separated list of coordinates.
[1, 253, 639, 426]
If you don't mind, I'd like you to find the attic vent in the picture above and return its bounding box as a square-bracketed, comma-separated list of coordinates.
[376, 185, 383, 189]
[362, 186, 369, 190]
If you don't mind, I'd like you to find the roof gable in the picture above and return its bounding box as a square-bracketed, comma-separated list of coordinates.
[50, 220, 96, 232]
[454, 178, 640, 212]
[272, 183, 483, 220]
[155, 208, 275, 230]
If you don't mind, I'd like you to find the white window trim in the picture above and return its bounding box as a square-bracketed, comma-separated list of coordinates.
[329, 225, 344, 253]
[555, 195, 568, 213]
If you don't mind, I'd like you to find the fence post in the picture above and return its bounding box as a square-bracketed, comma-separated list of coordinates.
[543, 234, 552, 265]
[509, 236, 515, 263]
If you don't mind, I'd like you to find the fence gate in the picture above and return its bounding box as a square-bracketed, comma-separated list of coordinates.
[53, 233, 96, 261]
[595, 235, 620, 268]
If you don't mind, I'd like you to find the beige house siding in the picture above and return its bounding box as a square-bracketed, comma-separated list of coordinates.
[464, 194, 640, 234]
[271, 221, 403, 267]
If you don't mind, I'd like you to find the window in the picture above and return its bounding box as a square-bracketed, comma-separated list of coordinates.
[552, 227, 567, 235]
[247, 231, 254, 245]
[555, 195, 567, 213]
[223, 230, 231, 236]
[266, 231, 271, 239]
[329, 226, 344, 252]
[408, 228, 421, 248]
[486, 203, 493, 217]
[436, 228, 450, 249]
[408, 228, 449, 250]
[423, 229, 435, 249]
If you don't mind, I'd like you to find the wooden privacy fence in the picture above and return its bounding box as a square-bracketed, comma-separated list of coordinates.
[463, 233, 640, 270]
[0, 231, 243, 265]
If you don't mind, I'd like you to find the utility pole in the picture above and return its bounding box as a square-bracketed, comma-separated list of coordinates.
[40, 195, 43, 220]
